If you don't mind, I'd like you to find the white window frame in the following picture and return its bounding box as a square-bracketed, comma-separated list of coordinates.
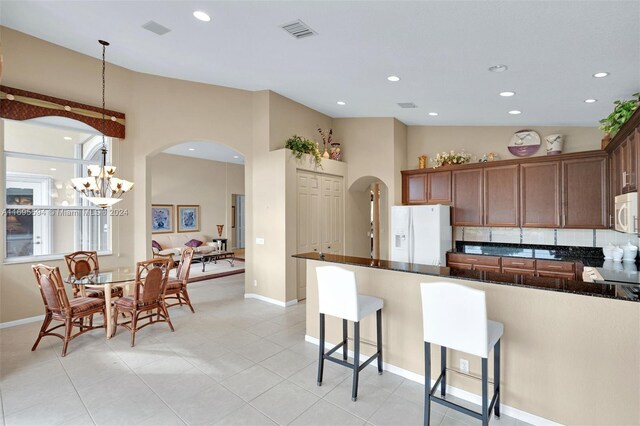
[3, 144, 113, 264]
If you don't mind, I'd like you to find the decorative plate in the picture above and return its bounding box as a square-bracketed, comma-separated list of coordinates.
[508, 130, 541, 157]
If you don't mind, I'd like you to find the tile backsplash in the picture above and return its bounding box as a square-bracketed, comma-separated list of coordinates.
[455, 227, 640, 249]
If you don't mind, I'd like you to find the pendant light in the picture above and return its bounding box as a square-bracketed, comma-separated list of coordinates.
[71, 40, 133, 208]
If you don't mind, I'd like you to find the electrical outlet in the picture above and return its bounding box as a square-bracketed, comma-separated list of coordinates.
[253, 280, 258, 287]
[460, 358, 469, 374]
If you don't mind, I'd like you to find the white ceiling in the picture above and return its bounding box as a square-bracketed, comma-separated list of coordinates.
[163, 141, 244, 164]
[2, 1, 639, 127]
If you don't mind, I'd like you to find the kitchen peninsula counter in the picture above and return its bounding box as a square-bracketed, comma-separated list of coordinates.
[293, 252, 639, 302]
[295, 252, 640, 425]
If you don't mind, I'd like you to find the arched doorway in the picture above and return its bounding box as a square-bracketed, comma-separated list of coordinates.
[348, 176, 389, 259]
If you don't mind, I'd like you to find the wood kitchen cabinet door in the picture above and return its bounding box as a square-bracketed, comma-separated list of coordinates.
[452, 169, 483, 226]
[520, 162, 561, 228]
[624, 134, 637, 193]
[562, 156, 607, 228]
[484, 165, 519, 227]
[427, 171, 452, 203]
[405, 174, 427, 204]
[610, 147, 622, 228]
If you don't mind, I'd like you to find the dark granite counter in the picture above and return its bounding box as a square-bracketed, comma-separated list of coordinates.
[452, 241, 607, 267]
[293, 252, 639, 302]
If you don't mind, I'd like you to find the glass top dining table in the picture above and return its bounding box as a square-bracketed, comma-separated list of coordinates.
[65, 267, 136, 285]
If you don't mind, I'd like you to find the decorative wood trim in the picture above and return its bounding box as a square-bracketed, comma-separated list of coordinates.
[0, 85, 125, 138]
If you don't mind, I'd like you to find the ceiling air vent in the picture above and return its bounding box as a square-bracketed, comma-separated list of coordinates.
[142, 21, 171, 36]
[397, 102, 418, 109]
[281, 20, 317, 39]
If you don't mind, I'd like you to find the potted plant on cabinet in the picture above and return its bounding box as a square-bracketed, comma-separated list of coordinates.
[599, 92, 640, 148]
[285, 134, 322, 167]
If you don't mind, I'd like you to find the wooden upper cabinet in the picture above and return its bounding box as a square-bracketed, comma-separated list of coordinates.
[623, 134, 637, 193]
[520, 161, 561, 228]
[562, 156, 608, 229]
[452, 168, 483, 226]
[405, 174, 427, 204]
[484, 165, 519, 227]
[427, 171, 452, 203]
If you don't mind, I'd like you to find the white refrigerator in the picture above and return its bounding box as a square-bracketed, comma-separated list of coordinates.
[391, 205, 451, 266]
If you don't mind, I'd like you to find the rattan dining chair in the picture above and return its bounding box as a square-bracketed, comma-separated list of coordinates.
[113, 258, 174, 346]
[164, 247, 196, 313]
[64, 251, 122, 299]
[31, 264, 106, 357]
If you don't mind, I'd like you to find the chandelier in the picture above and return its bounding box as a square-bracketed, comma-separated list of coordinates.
[71, 40, 133, 208]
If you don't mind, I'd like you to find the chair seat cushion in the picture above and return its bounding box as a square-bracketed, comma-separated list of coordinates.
[85, 287, 122, 298]
[165, 280, 182, 292]
[115, 296, 158, 309]
[487, 320, 504, 354]
[356, 295, 384, 321]
[69, 297, 105, 315]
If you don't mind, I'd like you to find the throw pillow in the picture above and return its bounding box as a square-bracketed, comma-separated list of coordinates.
[151, 240, 162, 251]
[185, 239, 203, 248]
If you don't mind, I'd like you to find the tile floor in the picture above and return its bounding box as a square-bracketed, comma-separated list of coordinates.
[0, 274, 527, 426]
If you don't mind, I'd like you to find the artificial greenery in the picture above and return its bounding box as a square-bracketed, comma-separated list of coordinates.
[599, 92, 640, 136]
[285, 134, 322, 167]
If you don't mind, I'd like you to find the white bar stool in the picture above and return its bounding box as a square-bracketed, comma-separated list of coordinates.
[316, 265, 384, 401]
[420, 282, 503, 426]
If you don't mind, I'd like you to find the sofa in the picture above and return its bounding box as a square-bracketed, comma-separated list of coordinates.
[151, 233, 216, 260]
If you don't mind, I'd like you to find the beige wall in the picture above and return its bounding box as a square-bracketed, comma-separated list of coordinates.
[305, 260, 640, 426]
[149, 153, 244, 245]
[408, 126, 602, 169]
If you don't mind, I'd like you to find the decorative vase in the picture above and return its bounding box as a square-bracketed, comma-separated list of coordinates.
[418, 155, 427, 169]
[330, 143, 342, 161]
[322, 149, 330, 159]
[216, 224, 224, 238]
[545, 134, 564, 155]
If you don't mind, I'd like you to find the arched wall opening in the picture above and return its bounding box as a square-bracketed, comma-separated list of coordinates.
[144, 139, 247, 264]
[347, 176, 389, 259]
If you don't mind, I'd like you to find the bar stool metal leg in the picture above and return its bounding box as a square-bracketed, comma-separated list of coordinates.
[343, 319, 348, 361]
[376, 309, 383, 374]
[440, 346, 446, 397]
[482, 357, 488, 426]
[317, 313, 325, 386]
[424, 342, 431, 425]
[352, 321, 360, 401]
[495, 339, 501, 417]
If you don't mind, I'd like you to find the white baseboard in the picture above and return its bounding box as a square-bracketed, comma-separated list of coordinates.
[244, 293, 298, 307]
[0, 315, 44, 329]
[305, 335, 561, 426]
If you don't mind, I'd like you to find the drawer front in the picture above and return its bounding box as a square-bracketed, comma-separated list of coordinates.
[474, 265, 502, 273]
[448, 262, 473, 270]
[447, 253, 501, 267]
[502, 257, 536, 269]
[502, 267, 536, 276]
[536, 260, 575, 273]
[537, 270, 576, 280]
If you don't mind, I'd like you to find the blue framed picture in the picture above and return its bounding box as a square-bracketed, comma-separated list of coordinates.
[151, 204, 173, 234]
[178, 205, 200, 233]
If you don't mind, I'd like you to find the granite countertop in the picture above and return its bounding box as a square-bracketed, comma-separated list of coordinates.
[293, 252, 639, 302]
[451, 241, 608, 267]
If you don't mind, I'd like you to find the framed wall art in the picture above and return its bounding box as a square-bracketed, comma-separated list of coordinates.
[151, 204, 173, 234]
[177, 205, 200, 233]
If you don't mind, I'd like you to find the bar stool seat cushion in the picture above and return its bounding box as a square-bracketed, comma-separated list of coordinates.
[357, 295, 384, 321]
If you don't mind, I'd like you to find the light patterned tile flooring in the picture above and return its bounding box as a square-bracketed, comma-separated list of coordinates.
[0, 274, 527, 426]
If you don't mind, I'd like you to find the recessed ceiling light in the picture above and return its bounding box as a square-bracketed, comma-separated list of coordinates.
[233, 155, 240, 159]
[593, 72, 609, 78]
[499, 91, 515, 97]
[337, 101, 346, 105]
[387, 75, 400, 82]
[63, 136, 72, 140]
[188, 148, 195, 151]
[49, 168, 57, 171]
[584, 99, 598, 103]
[193, 10, 211, 22]
[508, 110, 522, 115]
[428, 112, 439, 116]
[489, 65, 508, 73]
